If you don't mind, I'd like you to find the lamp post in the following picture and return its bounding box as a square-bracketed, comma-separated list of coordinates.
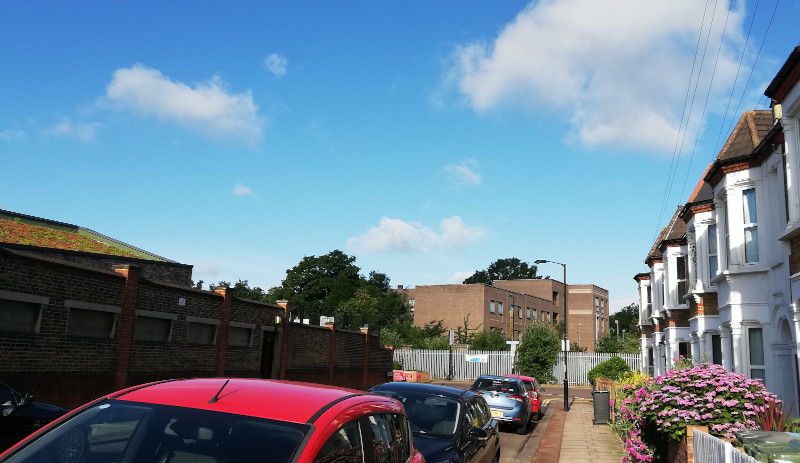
[578, 323, 582, 347]
[534, 259, 569, 412]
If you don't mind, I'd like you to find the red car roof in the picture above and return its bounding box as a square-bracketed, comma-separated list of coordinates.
[505, 374, 537, 383]
[112, 378, 379, 423]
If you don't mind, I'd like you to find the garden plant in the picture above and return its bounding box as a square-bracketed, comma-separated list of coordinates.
[612, 360, 781, 463]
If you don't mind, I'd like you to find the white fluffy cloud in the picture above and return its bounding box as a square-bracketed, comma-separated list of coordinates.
[264, 53, 288, 77]
[105, 64, 264, 144]
[233, 183, 257, 197]
[0, 129, 26, 141]
[445, 159, 482, 187]
[447, 0, 745, 152]
[44, 119, 101, 142]
[347, 216, 486, 254]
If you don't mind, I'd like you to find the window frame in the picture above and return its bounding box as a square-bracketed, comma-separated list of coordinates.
[743, 188, 760, 263]
[133, 310, 177, 343]
[186, 316, 219, 345]
[0, 290, 47, 335]
[65, 300, 121, 339]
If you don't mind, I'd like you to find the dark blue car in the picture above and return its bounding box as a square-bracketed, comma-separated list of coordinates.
[469, 375, 532, 435]
[0, 382, 68, 452]
[369, 382, 500, 463]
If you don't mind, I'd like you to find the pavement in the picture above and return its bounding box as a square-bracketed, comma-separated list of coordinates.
[533, 386, 625, 463]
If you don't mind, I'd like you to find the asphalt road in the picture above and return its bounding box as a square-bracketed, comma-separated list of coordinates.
[427, 381, 596, 463]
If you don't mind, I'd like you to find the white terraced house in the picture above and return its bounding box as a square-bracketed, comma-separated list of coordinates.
[634, 46, 800, 409]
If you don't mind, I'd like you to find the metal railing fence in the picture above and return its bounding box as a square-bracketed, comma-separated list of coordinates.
[393, 349, 641, 384]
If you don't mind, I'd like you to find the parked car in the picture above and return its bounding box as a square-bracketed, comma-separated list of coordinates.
[369, 382, 500, 463]
[469, 375, 531, 434]
[504, 374, 542, 421]
[0, 382, 68, 452]
[0, 378, 425, 463]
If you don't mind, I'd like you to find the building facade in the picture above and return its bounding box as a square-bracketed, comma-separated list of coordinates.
[634, 47, 800, 406]
[404, 279, 609, 352]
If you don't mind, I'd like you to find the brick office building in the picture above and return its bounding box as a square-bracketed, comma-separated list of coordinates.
[403, 279, 609, 352]
[0, 210, 391, 408]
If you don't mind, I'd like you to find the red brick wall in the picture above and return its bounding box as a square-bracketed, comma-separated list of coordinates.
[0, 248, 391, 408]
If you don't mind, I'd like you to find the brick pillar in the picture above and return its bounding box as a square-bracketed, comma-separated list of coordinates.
[112, 265, 141, 390]
[213, 286, 232, 376]
[362, 326, 369, 389]
[685, 425, 707, 463]
[327, 325, 336, 385]
[276, 301, 291, 380]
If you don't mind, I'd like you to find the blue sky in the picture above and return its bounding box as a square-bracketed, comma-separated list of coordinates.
[2, 1, 798, 313]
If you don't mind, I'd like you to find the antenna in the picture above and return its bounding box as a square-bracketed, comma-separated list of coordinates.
[209, 378, 231, 404]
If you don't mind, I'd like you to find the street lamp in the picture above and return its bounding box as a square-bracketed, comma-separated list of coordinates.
[534, 259, 569, 412]
[578, 323, 582, 347]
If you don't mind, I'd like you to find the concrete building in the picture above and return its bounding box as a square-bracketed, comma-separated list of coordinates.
[403, 279, 609, 352]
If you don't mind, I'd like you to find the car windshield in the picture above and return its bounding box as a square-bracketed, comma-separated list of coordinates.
[473, 378, 521, 395]
[372, 391, 460, 439]
[3, 399, 310, 463]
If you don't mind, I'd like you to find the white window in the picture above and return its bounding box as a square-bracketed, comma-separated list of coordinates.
[743, 188, 759, 263]
[532, 309, 537, 320]
[723, 198, 730, 269]
[748, 327, 765, 382]
[489, 301, 495, 314]
[498, 302, 503, 316]
[676, 256, 688, 305]
[526, 308, 531, 319]
[708, 224, 719, 280]
[0, 290, 46, 334]
[66, 301, 120, 338]
[518, 305, 522, 319]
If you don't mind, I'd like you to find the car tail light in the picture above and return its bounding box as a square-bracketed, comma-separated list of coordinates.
[530, 391, 538, 399]
[508, 395, 525, 402]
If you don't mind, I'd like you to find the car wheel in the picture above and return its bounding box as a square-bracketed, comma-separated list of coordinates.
[516, 422, 528, 435]
[531, 411, 540, 422]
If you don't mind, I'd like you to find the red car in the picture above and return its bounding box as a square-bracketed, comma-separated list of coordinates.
[504, 374, 542, 421]
[0, 378, 426, 463]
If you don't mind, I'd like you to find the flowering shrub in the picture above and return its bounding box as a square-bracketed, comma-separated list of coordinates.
[640, 363, 778, 441]
[613, 363, 779, 463]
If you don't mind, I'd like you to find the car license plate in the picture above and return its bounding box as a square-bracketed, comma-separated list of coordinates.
[491, 410, 503, 417]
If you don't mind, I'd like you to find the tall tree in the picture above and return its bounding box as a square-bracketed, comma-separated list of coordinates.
[515, 321, 560, 383]
[463, 258, 544, 285]
[610, 303, 640, 336]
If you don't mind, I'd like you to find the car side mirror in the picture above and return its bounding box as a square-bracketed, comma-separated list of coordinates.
[2, 407, 13, 417]
[467, 427, 489, 441]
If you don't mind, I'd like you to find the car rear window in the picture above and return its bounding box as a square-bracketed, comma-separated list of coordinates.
[473, 378, 521, 395]
[4, 399, 310, 463]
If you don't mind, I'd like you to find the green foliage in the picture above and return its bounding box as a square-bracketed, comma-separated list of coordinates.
[596, 331, 639, 354]
[610, 303, 640, 336]
[470, 330, 510, 351]
[587, 356, 631, 385]
[263, 250, 412, 333]
[463, 258, 544, 285]
[569, 341, 586, 352]
[454, 315, 482, 344]
[515, 321, 560, 383]
[379, 320, 447, 349]
[212, 279, 268, 301]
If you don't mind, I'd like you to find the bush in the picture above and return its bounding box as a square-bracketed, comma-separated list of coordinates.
[613, 363, 780, 463]
[470, 330, 509, 350]
[587, 356, 631, 385]
[515, 321, 560, 383]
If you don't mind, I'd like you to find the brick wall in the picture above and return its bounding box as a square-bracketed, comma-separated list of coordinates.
[0, 247, 392, 408]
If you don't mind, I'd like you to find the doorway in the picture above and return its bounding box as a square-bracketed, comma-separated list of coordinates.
[260, 329, 277, 379]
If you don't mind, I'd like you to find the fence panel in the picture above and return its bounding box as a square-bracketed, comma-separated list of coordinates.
[693, 430, 759, 463]
[393, 349, 642, 384]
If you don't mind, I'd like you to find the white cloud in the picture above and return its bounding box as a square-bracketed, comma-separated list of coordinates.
[0, 129, 26, 141]
[449, 271, 475, 284]
[264, 53, 288, 77]
[105, 64, 264, 144]
[233, 183, 257, 197]
[446, 0, 745, 152]
[347, 216, 486, 254]
[44, 119, 101, 142]
[445, 159, 481, 186]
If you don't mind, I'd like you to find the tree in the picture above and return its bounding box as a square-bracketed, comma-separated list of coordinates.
[453, 315, 482, 344]
[379, 320, 447, 349]
[212, 279, 267, 301]
[470, 330, 510, 351]
[515, 321, 561, 383]
[595, 331, 639, 354]
[463, 258, 544, 285]
[610, 303, 640, 336]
